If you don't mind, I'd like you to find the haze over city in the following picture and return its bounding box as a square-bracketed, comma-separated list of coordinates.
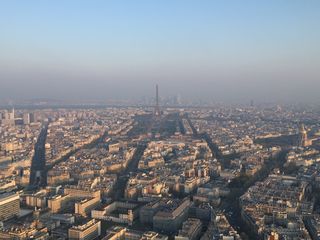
[1, 1, 320, 104]
[3, 1, 320, 240]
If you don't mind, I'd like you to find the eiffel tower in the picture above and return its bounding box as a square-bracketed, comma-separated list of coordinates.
[154, 84, 161, 117]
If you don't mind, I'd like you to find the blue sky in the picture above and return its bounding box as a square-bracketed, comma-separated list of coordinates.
[0, 1, 320, 103]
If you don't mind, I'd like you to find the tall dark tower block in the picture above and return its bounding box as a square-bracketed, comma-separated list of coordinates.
[154, 84, 161, 116]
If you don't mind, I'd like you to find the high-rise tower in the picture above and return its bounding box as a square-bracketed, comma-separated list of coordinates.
[154, 84, 161, 116]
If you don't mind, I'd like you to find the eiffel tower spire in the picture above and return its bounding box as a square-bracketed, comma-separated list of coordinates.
[154, 84, 161, 116]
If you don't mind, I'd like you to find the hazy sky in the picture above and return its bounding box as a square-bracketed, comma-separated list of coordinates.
[0, 1, 320, 103]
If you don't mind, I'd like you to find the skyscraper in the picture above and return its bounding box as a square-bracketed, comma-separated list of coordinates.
[23, 113, 30, 125]
[2, 108, 15, 126]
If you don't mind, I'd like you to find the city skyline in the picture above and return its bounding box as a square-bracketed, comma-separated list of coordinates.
[2, 2, 320, 239]
[1, 1, 320, 103]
